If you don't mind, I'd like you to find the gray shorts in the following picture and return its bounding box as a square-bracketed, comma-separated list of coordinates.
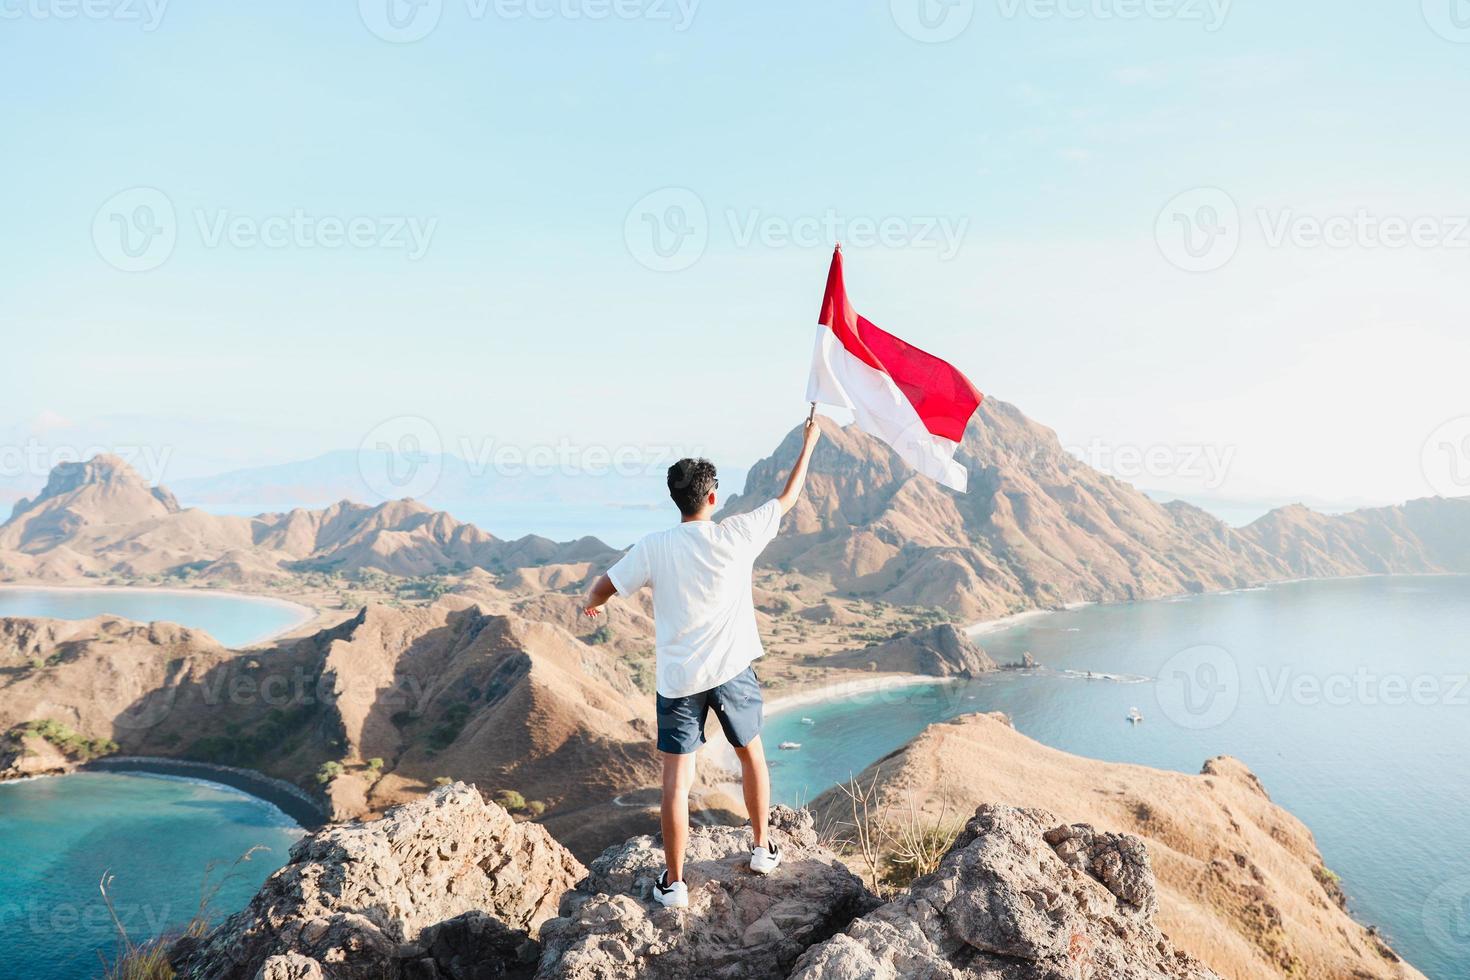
[655, 665, 764, 755]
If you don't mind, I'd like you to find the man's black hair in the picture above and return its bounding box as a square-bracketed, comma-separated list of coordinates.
[667, 458, 717, 516]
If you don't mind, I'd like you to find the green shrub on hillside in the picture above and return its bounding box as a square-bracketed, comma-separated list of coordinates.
[427, 702, 473, 751]
[395, 575, 452, 601]
[626, 652, 656, 695]
[23, 719, 118, 760]
[187, 706, 313, 767]
[495, 789, 527, 813]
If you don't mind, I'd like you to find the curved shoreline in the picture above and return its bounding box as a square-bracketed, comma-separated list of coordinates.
[79, 756, 329, 829]
[765, 673, 958, 719]
[0, 583, 318, 646]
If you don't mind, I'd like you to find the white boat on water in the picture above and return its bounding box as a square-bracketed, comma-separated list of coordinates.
[778, 741, 802, 750]
[1127, 707, 1144, 724]
[799, 717, 815, 725]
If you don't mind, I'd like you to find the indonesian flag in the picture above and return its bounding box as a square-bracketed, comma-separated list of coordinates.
[806, 246, 983, 491]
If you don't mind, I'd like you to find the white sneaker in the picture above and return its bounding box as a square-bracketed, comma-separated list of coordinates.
[750, 841, 782, 875]
[652, 870, 688, 908]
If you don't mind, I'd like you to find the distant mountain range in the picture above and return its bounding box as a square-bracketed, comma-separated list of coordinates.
[0, 454, 618, 582]
[2, 398, 1468, 618]
[717, 398, 1470, 619]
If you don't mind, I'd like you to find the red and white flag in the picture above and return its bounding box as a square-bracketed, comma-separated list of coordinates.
[806, 246, 983, 491]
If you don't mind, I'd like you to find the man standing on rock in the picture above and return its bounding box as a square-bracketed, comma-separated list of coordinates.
[582, 416, 823, 908]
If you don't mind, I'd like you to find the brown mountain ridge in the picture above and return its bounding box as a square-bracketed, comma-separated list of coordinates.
[718, 398, 1470, 619]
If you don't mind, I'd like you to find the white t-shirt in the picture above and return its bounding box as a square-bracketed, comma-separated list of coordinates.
[606, 498, 783, 698]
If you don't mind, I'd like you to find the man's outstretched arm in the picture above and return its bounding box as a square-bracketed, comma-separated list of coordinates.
[583, 574, 616, 618]
[776, 416, 823, 515]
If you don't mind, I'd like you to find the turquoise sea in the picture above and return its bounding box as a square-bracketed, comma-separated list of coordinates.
[0, 588, 309, 648]
[0, 773, 302, 980]
[766, 576, 1470, 978]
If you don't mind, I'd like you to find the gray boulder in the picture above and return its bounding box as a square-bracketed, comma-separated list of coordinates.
[171, 783, 584, 980]
[535, 806, 878, 979]
[788, 804, 1220, 980]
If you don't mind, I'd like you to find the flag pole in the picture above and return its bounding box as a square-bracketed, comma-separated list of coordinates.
[806, 243, 838, 428]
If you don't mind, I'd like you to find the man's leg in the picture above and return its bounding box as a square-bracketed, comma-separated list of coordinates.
[734, 735, 770, 849]
[660, 750, 697, 882]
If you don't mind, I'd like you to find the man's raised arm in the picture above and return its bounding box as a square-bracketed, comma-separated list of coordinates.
[776, 416, 823, 515]
[582, 574, 616, 618]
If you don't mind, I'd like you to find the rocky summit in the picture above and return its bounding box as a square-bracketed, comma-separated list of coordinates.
[789, 804, 1217, 980]
[169, 783, 584, 980]
[167, 785, 1232, 980]
[536, 806, 876, 979]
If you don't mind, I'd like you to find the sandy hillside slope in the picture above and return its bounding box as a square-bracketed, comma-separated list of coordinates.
[809, 712, 1424, 980]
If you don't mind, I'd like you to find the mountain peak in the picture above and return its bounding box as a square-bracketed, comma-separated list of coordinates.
[30, 454, 175, 506]
[718, 399, 1286, 619]
[3, 454, 180, 542]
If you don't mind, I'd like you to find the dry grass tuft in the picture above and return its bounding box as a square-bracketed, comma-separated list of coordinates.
[98, 846, 269, 980]
[833, 768, 962, 898]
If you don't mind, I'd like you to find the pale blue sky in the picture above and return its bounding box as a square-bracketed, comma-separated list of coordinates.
[3, 0, 1469, 508]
